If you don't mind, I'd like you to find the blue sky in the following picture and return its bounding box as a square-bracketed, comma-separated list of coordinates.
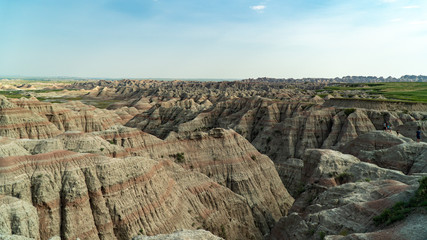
[0, 0, 426, 79]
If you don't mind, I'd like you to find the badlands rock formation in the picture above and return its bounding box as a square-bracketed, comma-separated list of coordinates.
[1, 78, 426, 240]
[132, 230, 223, 240]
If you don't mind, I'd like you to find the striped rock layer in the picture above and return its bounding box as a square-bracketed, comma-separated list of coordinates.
[0, 151, 263, 240]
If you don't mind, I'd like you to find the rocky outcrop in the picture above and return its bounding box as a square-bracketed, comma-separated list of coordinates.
[5, 98, 133, 136]
[162, 129, 294, 234]
[270, 179, 419, 240]
[0, 97, 61, 139]
[340, 131, 427, 174]
[0, 151, 263, 240]
[339, 131, 412, 155]
[0, 196, 39, 239]
[325, 213, 427, 240]
[132, 230, 223, 240]
[95, 127, 295, 235]
[269, 147, 425, 240]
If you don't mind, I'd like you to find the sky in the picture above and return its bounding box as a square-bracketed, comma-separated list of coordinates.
[0, 0, 426, 79]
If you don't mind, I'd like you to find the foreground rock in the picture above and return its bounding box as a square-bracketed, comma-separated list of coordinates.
[132, 230, 223, 240]
[97, 127, 295, 235]
[340, 131, 427, 174]
[269, 148, 425, 240]
[0, 151, 263, 239]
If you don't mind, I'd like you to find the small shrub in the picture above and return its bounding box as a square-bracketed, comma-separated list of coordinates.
[172, 152, 185, 163]
[335, 172, 353, 184]
[306, 195, 315, 205]
[139, 228, 144, 235]
[251, 155, 257, 161]
[339, 229, 349, 236]
[319, 231, 326, 240]
[344, 108, 356, 116]
[373, 176, 427, 226]
[296, 184, 306, 196]
[365, 178, 371, 182]
[220, 225, 226, 239]
[100, 148, 104, 152]
[328, 171, 338, 178]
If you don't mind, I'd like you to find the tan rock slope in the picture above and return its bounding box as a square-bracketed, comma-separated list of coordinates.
[0, 96, 294, 239]
[0, 151, 264, 240]
[1, 79, 427, 240]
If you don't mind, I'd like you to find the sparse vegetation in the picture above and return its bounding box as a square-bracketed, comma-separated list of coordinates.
[324, 82, 427, 103]
[335, 172, 353, 184]
[339, 229, 349, 236]
[220, 224, 227, 239]
[171, 152, 185, 163]
[373, 176, 427, 226]
[296, 184, 306, 196]
[344, 108, 356, 116]
[0, 90, 29, 99]
[319, 231, 326, 240]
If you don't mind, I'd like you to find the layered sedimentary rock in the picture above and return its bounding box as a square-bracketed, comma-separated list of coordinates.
[325, 213, 427, 240]
[0, 195, 39, 239]
[0, 97, 61, 139]
[0, 151, 263, 240]
[132, 230, 223, 240]
[95, 126, 294, 235]
[269, 148, 424, 240]
[7, 97, 131, 135]
[2, 78, 427, 240]
[340, 131, 427, 174]
[270, 179, 419, 240]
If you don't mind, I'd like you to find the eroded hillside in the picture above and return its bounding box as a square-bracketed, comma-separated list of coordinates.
[0, 78, 426, 240]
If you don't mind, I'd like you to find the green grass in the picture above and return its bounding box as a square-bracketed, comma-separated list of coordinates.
[324, 82, 427, 103]
[373, 176, 427, 226]
[171, 152, 185, 163]
[0, 88, 78, 99]
[0, 90, 30, 99]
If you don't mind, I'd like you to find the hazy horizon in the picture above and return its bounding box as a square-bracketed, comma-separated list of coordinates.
[1, 0, 426, 79]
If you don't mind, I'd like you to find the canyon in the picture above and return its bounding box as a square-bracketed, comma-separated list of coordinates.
[0, 78, 426, 240]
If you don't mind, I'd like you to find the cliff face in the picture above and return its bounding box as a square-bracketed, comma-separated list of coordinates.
[0, 151, 264, 240]
[1, 79, 427, 240]
[269, 148, 423, 240]
[124, 95, 425, 195]
[94, 127, 294, 235]
[0, 98, 294, 240]
[126, 96, 423, 162]
[0, 97, 61, 139]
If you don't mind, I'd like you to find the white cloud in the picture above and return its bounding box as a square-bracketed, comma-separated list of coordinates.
[250, 5, 266, 11]
[403, 5, 420, 9]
